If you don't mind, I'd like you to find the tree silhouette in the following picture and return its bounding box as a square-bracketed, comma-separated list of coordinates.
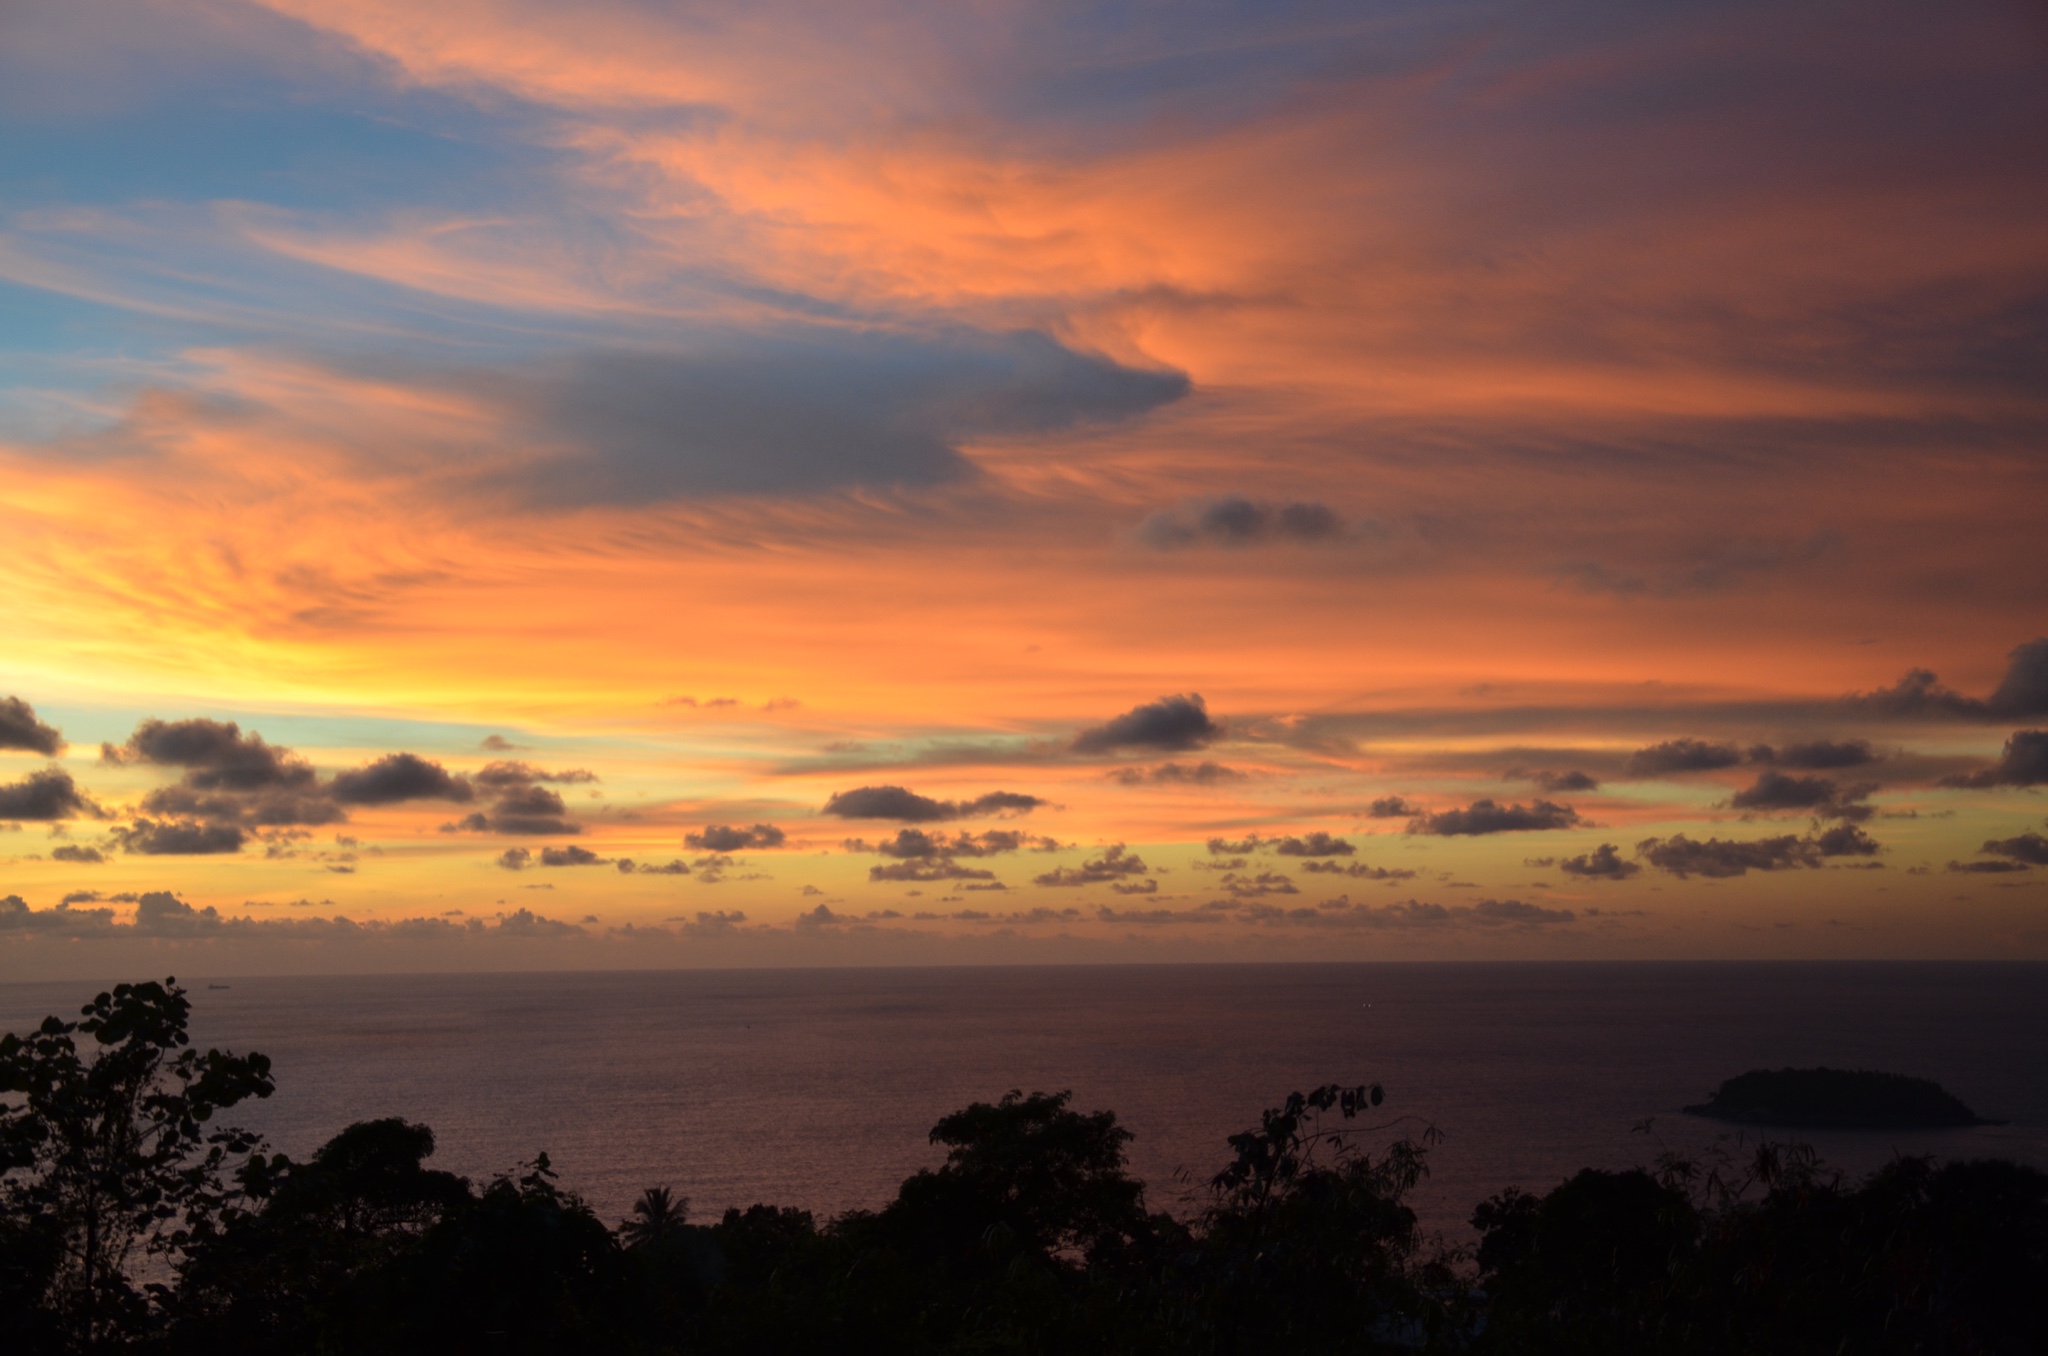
[0, 978, 272, 1352]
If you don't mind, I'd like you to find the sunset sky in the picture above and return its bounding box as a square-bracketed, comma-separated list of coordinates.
[3, 0, 2046, 975]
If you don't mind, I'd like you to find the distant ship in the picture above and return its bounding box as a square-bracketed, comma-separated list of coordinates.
[208, 983, 231, 990]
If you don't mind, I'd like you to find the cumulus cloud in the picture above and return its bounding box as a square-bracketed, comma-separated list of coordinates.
[1813, 824, 1881, 858]
[1729, 770, 1875, 821]
[821, 785, 1044, 821]
[105, 718, 479, 830]
[1558, 844, 1640, 879]
[0, 698, 64, 755]
[852, 828, 1041, 858]
[1034, 844, 1148, 887]
[1137, 496, 1351, 549]
[1111, 761, 1245, 785]
[685, 823, 786, 851]
[1940, 730, 2048, 788]
[1979, 831, 2048, 867]
[497, 847, 532, 870]
[1297, 860, 1418, 880]
[446, 784, 582, 835]
[1408, 799, 1582, 836]
[1636, 833, 1818, 878]
[1624, 738, 1744, 776]
[1273, 832, 1354, 857]
[0, 767, 100, 821]
[1237, 896, 1576, 929]
[617, 858, 692, 875]
[474, 760, 597, 789]
[1216, 871, 1298, 897]
[329, 753, 474, 805]
[110, 818, 245, 855]
[1988, 639, 2048, 718]
[539, 845, 609, 866]
[1751, 739, 1877, 769]
[1366, 796, 1418, 818]
[1514, 768, 1600, 792]
[0, 894, 114, 934]
[104, 718, 314, 791]
[50, 844, 106, 864]
[1071, 694, 1220, 754]
[870, 859, 998, 882]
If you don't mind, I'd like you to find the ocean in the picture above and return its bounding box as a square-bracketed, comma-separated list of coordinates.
[3, 962, 2043, 1238]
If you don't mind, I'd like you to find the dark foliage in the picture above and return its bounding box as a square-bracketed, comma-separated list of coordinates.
[5, 983, 2045, 1355]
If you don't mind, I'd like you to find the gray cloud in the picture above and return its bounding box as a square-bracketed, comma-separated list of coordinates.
[1138, 496, 1351, 549]
[1469, 898, 1578, 926]
[1625, 738, 1743, 776]
[1729, 770, 1875, 821]
[474, 760, 597, 789]
[329, 753, 474, 805]
[1272, 832, 1354, 858]
[139, 782, 345, 828]
[497, 847, 532, 870]
[685, 823, 786, 851]
[104, 718, 315, 791]
[821, 785, 1044, 821]
[445, 784, 581, 835]
[1072, 693, 1220, 754]
[1947, 859, 2031, 874]
[1636, 833, 1816, 878]
[1239, 896, 1575, 929]
[458, 329, 1186, 506]
[1813, 824, 1881, 858]
[869, 858, 999, 883]
[110, 818, 246, 855]
[538, 845, 609, 867]
[0, 894, 114, 934]
[50, 844, 106, 864]
[1940, 730, 2048, 788]
[0, 698, 64, 755]
[1980, 831, 2048, 867]
[1988, 639, 2048, 717]
[1751, 739, 1877, 769]
[1034, 844, 1148, 887]
[1366, 796, 1418, 818]
[1558, 844, 1640, 879]
[617, 858, 692, 875]
[1111, 761, 1245, 786]
[1409, 798, 1582, 836]
[0, 767, 100, 821]
[852, 828, 1039, 859]
[1516, 768, 1600, 792]
[1848, 642, 2048, 722]
[1297, 860, 1419, 880]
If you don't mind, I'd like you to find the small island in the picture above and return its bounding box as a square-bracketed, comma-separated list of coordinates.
[1684, 1067, 1994, 1129]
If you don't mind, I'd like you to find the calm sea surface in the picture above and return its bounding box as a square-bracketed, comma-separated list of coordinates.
[4, 963, 2043, 1238]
